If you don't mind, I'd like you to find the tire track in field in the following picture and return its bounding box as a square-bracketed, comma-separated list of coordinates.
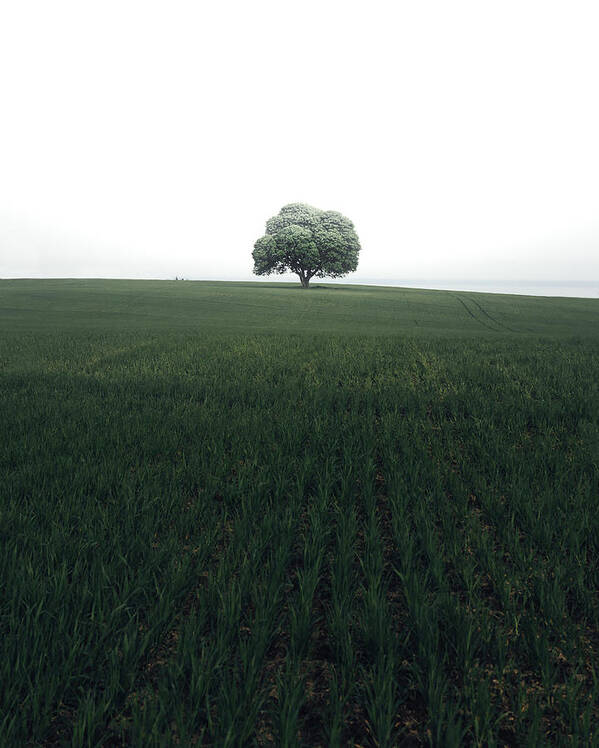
[468, 295, 519, 333]
[451, 293, 500, 331]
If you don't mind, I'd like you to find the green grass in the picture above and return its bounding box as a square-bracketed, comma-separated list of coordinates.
[2, 278, 598, 336]
[1, 279, 598, 746]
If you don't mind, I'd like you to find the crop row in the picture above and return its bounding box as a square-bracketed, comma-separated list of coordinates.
[1, 331, 598, 744]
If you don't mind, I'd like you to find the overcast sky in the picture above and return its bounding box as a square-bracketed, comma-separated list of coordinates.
[1, 0, 598, 282]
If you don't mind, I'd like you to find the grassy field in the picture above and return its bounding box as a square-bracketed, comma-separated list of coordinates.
[1, 279, 598, 746]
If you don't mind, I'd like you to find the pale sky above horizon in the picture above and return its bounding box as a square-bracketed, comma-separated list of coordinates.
[1, 0, 598, 282]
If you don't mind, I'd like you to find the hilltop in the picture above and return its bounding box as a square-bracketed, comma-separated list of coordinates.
[1, 278, 598, 337]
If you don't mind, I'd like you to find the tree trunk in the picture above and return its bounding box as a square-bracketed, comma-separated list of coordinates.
[298, 272, 310, 288]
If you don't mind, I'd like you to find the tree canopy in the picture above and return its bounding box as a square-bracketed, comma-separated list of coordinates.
[252, 203, 361, 288]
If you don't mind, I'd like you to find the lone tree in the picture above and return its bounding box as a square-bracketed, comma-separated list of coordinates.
[252, 203, 361, 288]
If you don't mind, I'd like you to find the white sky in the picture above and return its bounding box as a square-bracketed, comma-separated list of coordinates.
[1, 0, 598, 282]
